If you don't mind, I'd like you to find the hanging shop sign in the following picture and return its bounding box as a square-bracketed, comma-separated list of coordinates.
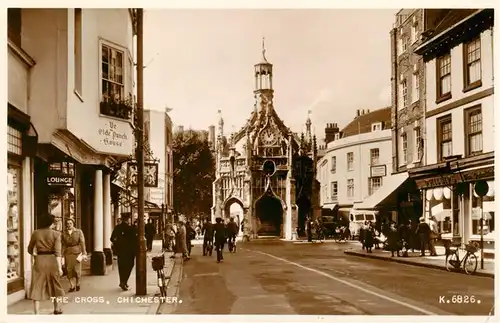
[46, 174, 74, 187]
[127, 162, 159, 188]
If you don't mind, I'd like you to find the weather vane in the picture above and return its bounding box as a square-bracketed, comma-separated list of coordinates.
[262, 37, 267, 61]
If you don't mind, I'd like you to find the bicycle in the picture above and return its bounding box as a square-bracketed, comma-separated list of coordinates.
[203, 239, 213, 256]
[334, 227, 350, 243]
[151, 252, 168, 299]
[228, 235, 237, 253]
[445, 241, 478, 275]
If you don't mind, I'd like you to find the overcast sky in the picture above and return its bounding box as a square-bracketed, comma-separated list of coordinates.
[143, 9, 398, 140]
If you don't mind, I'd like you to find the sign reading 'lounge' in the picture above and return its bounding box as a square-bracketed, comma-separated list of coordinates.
[46, 175, 74, 187]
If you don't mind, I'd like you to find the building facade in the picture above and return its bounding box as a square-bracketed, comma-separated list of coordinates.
[144, 108, 173, 210]
[318, 108, 407, 225]
[212, 46, 319, 240]
[143, 108, 174, 233]
[410, 9, 494, 253]
[390, 9, 426, 173]
[7, 8, 136, 304]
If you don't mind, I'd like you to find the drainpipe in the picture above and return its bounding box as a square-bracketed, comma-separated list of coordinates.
[491, 26, 494, 85]
[392, 27, 399, 173]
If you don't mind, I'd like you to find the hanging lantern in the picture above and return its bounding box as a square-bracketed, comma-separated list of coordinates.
[426, 189, 433, 201]
[487, 181, 495, 197]
[433, 187, 443, 201]
[443, 187, 452, 200]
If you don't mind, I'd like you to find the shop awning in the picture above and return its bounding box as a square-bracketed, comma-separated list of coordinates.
[354, 172, 409, 210]
[322, 203, 337, 210]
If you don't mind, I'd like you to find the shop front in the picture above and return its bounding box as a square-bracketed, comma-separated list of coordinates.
[7, 104, 38, 304]
[409, 153, 495, 255]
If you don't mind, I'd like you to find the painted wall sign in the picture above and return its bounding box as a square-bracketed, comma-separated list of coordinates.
[46, 175, 74, 187]
[94, 119, 134, 156]
[370, 165, 387, 177]
[414, 166, 494, 189]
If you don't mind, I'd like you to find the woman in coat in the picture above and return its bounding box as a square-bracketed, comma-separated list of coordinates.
[27, 213, 65, 314]
[364, 222, 375, 253]
[62, 217, 87, 292]
[386, 222, 401, 257]
[175, 219, 189, 259]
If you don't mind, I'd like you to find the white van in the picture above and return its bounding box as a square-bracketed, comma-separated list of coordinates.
[349, 209, 378, 238]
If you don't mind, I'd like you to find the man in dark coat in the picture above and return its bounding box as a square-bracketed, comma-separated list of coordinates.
[213, 217, 226, 263]
[416, 217, 431, 256]
[145, 218, 155, 252]
[110, 215, 136, 291]
[202, 218, 214, 256]
[185, 221, 196, 257]
[226, 217, 238, 251]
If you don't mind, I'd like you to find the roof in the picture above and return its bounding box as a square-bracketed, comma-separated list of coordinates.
[340, 107, 391, 138]
[430, 9, 479, 36]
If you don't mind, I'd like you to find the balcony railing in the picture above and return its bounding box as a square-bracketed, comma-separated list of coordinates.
[100, 96, 133, 120]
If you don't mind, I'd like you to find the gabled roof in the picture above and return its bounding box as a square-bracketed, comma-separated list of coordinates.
[340, 107, 391, 138]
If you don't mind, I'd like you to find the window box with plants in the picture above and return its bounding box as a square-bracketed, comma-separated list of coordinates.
[100, 94, 133, 120]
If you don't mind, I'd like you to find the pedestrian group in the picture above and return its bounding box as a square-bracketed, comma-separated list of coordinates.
[359, 216, 440, 257]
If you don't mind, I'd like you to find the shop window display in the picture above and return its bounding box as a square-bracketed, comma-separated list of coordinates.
[48, 188, 76, 232]
[471, 181, 495, 240]
[7, 165, 21, 281]
[426, 187, 456, 238]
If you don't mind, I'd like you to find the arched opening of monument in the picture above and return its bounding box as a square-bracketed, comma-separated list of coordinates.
[297, 195, 311, 237]
[223, 198, 244, 234]
[255, 194, 283, 236]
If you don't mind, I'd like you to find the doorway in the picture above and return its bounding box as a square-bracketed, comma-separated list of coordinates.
[255, 193, 283, 236]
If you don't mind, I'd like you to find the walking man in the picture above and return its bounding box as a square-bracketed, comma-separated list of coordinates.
[145, 218, 155, 252]
[416, 216, 431, 256]
[202, 218, 214, 256]
[110, 215, 136, 291]
[214, 217, 226, 263]
[185, 221, 196, 257]
[226, 217, 238, 251]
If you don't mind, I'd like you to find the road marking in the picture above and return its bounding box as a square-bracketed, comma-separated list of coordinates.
[193, 272, 219, 277]
[255, 250, 438, 315]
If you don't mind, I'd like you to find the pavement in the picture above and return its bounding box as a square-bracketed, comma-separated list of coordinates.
[8, 240, 180, 315]
[159, 238, 495, 316]
[344, 244, 495, 278]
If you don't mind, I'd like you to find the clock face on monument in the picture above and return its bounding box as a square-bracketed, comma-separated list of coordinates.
[261, 129, 276, 146]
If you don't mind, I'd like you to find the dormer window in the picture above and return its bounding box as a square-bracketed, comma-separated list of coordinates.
[372, 122, 382, 131]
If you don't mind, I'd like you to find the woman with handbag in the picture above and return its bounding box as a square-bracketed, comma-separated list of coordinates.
[62, 217, 88, 292]
[27, 213, 65, 314]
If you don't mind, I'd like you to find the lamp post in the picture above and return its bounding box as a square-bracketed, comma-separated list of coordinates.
[474, 180, 489, 270]
[135, 8, 147, 296]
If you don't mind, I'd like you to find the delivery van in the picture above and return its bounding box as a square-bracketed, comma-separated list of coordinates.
[349, 209, 377, 238]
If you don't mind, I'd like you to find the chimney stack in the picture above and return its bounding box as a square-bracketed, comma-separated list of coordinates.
[356, 109, 360, 117]
[324, 122, 340, 144]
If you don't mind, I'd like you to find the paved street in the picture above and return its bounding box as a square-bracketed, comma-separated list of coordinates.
[159, 239, 494, 316]
[8, 241, 176, 315]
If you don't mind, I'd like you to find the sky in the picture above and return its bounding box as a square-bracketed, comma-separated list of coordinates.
[143, 9, 398, 141]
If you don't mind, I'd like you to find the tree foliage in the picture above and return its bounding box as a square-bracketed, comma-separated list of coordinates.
[172, 130, 215, 220]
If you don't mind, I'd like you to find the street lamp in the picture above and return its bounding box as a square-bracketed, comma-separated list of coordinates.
[474, 180, 489, 270]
